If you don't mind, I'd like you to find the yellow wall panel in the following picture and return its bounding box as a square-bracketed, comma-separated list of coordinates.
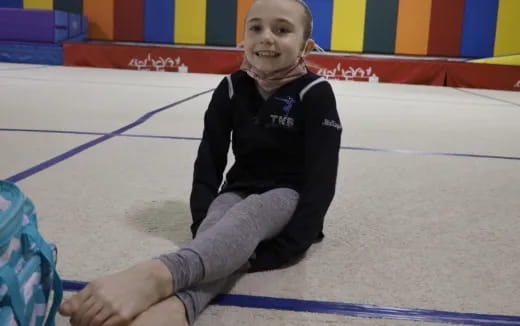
[23, 0, 53, 10]
[331, 0, 367, 52]
[175, 0, 207, 45]
[494, 0, 520, 56]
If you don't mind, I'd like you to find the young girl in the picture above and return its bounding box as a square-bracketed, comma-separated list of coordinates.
[59, 0, 342, 325]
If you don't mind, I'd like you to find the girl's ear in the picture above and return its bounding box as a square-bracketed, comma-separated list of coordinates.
[303, 39, 315, 56]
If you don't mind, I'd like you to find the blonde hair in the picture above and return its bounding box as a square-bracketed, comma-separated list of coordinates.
[251, 0, 313, 42]
[292, 0, 313, 41]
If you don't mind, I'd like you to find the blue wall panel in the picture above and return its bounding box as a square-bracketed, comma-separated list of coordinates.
[144, 0, 174, 43]
[460, 0, 499, 58]
[306, 0, 333, 51]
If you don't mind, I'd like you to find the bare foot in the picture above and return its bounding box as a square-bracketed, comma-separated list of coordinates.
[59, 260, 174, 326]
[130, 297, 189, 326]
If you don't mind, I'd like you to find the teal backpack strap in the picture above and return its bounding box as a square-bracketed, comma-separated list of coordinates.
[43, 263, 62, 326]
[23, 227, 63, 326]
[0, 266, 27, 326]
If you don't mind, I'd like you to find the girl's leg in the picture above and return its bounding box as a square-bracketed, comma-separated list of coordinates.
[172, 188, 299, 324]
[176, 274, 240, 325]
[129, 192, 244, 326]
[159, 187, 299, 292]
[174, 192, 245, 325]
[60, 188, 298, 325]
[196, 192, 244, 234]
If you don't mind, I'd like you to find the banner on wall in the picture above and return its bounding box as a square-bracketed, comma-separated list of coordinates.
[63, 42, 448, 87]
[63, 42, 244, 73]
[307, 54, 446, 86]
[63, 42, 520, 91]
[446, 62, 520, 91]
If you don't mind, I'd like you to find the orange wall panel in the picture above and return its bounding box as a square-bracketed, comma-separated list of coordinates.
[83, 0, 114, 40]
[395, 0, 432, 55]
[236, 0, 255, 46]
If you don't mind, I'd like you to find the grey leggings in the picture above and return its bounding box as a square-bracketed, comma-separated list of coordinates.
[158, 188, 299, 324]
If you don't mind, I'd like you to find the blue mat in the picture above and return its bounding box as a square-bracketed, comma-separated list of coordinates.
[0, 41, 63, 65]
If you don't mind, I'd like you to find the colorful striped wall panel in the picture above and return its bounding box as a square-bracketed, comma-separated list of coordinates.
[2, 0, 519, 59]
[144, 0, 174, 43]
[53, 0, 82, 15]
[331, 0, 366, 52]
[494, 0, 520, 56]
[363, 0, 398, 54]
[427, 0, 465, 57]
[1, 0, 82, 12]
[83, 0, 113, 40]
[235, 0, 254, 46]
[206, 0, 237, 46]
[175, 0, 206, 45]
[0, 0, 22, 7]
[24, 0, 52, 10]
[395, 0, 432, 55]
[114, 0, 143, 42]
[460, 0, 499, 58]
[306, 0, 333, 51]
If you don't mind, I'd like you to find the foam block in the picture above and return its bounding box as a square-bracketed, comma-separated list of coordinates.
[0, 41, 63, 64]
[0, 8, 70, 43]
[68, 13, 82, 38]
[54, 10, 68, 42]
[81, 15, 88, 34]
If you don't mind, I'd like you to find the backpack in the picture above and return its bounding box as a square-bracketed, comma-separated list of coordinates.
[0, 180, 62, 326]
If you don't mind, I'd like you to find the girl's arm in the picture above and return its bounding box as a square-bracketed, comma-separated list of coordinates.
[189, 78, 233, 236]
[250, 81, 342, 271]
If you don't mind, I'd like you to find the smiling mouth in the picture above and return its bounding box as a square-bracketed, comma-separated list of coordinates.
[255, 51, 281, 58]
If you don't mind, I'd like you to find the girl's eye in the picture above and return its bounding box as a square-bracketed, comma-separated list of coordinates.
[277, 27, 291, 34]
[249, 25, 262, 32]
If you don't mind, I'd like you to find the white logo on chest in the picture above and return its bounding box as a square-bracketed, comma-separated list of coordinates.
[270, 114, 294, 128]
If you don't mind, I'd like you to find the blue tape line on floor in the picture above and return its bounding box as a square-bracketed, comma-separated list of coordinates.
[61, 280, 520, 326]
[4, 89, 214, 183]
[1, 128, 519, 161]
[453, 88, 520, 108]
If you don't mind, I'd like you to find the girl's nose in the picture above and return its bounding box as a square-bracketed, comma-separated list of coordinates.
[260, 30, 275, 44]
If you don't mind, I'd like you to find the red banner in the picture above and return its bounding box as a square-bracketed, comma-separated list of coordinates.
[64, 42, 449, 87]
[446, 62, 520, 91]
[64, 42, 520, 91]
[306, 54, 446, 86]
[63, 42, 244, 74]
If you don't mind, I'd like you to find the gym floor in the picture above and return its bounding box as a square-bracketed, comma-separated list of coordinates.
[1, 62, 519, 325]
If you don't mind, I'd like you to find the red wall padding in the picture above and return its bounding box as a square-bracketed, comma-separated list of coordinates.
[114, 0, 144, 42]
[427, 0, 465, 57]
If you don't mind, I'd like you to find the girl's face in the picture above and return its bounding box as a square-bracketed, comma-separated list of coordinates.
[244, 0, 309, 74]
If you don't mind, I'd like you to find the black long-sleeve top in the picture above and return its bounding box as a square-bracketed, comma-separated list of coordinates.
[189, 70, 342, 272]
